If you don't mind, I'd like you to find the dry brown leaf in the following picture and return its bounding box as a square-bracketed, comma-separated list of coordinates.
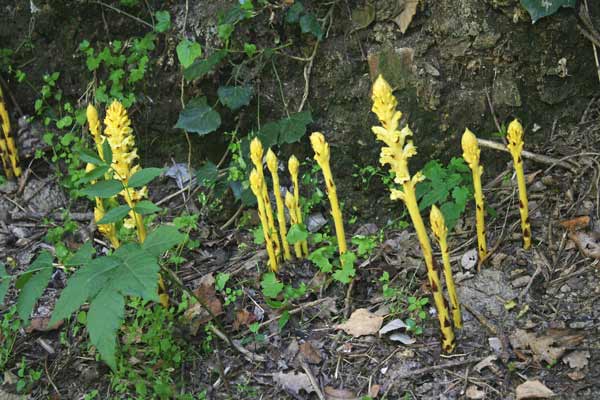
[299, 341, 322, 364]
[474, 355, 497, 373]
[515, 380, 555, 399]
[324, 386, 358, 400]
[335, 308, 383, 337]
[562, 350, 590, 369]
[509, 329, 583, 364]
[567, 370, 586, 381]
[568, 231, 600, 259]
[466, 385, 486, 399]
[25, 316, 63, 333]
[184, 273, 223, 335]
[273, 371, 315, 395]
[393, 0, 418, 34]
[232, 309, 256, 331]
[559, 216, 590, 231]
[368, 384, 380, 398]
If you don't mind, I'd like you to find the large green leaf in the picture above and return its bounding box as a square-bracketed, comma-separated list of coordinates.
[142, 226, 186, 257]
[520, 0, 576, 23]
[88, 288, 125, 370]
[175, 97, 221, 135]
[97, 204, 131, 225]
[133, 200, 162, 215]
[16, 251, 54, 323]
[257, 111, 313, 146]
[79, 148, 105, 166]
[127, 167, 164, 188]
[112, 244, 160, 301]
[80, 165, 110, 184]
[81, 179, 123, 198]
[217, 85, 253, 111]
[184, 50, 227, 81]
[64, 241, 95, 267]
[176, 39, 202, 68]
[0, 263, 10, 306]
[154, 10, 171, 33]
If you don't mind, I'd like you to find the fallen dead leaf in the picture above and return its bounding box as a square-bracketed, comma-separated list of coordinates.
[273, 371, 315, 396]
[567, 370, 586, 381]
[25, 316, 63, 333]
[335, 308, 383, 337]
[560, 216, 590, 231]
[368, 384, 380, 398]
[389, 333, 416, 344]
[466, 385, 486, 399]
[562, 350, 590, 369]
[299, 341, 322, 364]
[379, 319, 407, 335]
[515, 380, 554, 399]
[474, 355, 497, 373]
[184, 273, 223, 335]
[568, 231, 600, 259]
[393, 0, 418, 34]
[233, 309, 256, 331]
[324, 386, 358, 400]
[509, 329, 583, 364]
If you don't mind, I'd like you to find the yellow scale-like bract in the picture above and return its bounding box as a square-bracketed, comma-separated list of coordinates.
[251, 168, 278, 272]
[507, 119, 531, 249]
[0, 86, 21, 178]
[285, 191, 303, 258]
[288, 155, 308, 257]
[371, 75, 455, 353]
[266, 149, 292, 261]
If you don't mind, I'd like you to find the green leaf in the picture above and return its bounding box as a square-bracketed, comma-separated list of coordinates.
[88, 288, 125, 370]
[112, 243, 160, 301]
[175, 97, 221, 135]
[0, 263, 10, 306]
[142, 225, 186, 257]
[80, 165, 110, 184]
[133, 200, 161, 215]
[286, 2, 304, 23]
[64, 241, 95, 267]
[217, 23, 234, 41]
[520, 0, 576, 23]
[176, 39, 202, 68]
[81, 179, 123, 198]
[300, 14, 323, 40]
[16, 251, 54, 323]
[196, 161, 219, 188]
[184, 50, 227, 81]
[332, 252, 356, 284]
[278, 310, 290, 331]
[79, 148, 104, 166]
[308, 246, 334, 273]
[257, 111, 313, 146]
[243, 43, 257, 57]
[287, 224, 308, 245]
[260, 272, 284, 298]
[154, 10, 171, 32]
[217, 86, 253, 111]
[97, 205, 131, 225]
[127, 167, 164, 188]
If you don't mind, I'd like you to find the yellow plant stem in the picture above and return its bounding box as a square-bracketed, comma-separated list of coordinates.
[310, 132, 347, 258]
[0, 88, 21, 178]
[507, 119, 531, 249]
[266, 149, 292, 261]
[285, 191, 303, 258]
[462, 129, 487, 261]
[288, 155, 308, 256]
[430, 205, 462, 329]
[394, 179, 456, 353]
[251, 169, 278, 272]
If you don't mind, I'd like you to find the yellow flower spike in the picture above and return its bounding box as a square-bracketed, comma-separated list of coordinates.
[250, 168, 279, 272]
[285, 191, 303, 258]
[461, 128, 487, 261]
[288, 155, 308, 256]
[0, 87, 21, 178]
[266, 149, 292, 261]
[507, 119, 531, 249]
[310, 132, 347, 257]
[371, 75, 455, 353]
[86, 104, 103, 149]
[430, 205, 462, 329]
[249, 138, 281, 260]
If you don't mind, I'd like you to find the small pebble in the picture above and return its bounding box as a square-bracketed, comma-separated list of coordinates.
[511, 276, 530, 288]
[560, 284, 571, 293]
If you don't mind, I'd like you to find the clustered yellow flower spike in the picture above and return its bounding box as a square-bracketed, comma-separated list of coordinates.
[371, 75, 455, 353]
[250, 138, 281, 262]
[250, 168, 278, 272]
[430, 205, 462, 329]
[461, 129, 487, 261]
[310, 132, 347, 259]
[288, 155, 308, 257]
[103, 100, 147, 243]
[285, 191, 303, 258]
[507, 119, 531, 249]
[0, 86, 21, 179]
[266, 149, 292, 261]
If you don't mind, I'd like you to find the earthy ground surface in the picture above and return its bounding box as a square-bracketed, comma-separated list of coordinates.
[1, 0, 600, 399]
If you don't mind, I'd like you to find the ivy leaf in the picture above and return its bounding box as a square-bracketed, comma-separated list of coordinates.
[332, 252, 356, 284]
[184, 50, 227, 81]
[175, 97, 221, 135]
[142, 225, 186, 257]
[0, 262, 10, 306]
[112, 244, 160, 301]
[286, 2, 304, 23]
[217, 85, 253, 111]
[127, 167, 164, 188]
[278, 111, 313, 144]
[87, 288, 125, 370]
[287, 224, 308, 245]
[261, 272, 284, 298]
[520, 0, 576, 23]
[133, 200, 161, 215]
[16, 251, 54, 323]
[97, 205, 131, 225]
[300, 14, 323, 40]
[154, 11, 171, 33]
[81, 179, 123, 198]
[176, 39, 202, 69]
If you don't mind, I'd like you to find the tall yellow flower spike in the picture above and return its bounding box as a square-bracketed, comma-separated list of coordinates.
[0, 86, 21, 178]
[371, 75, 455, 353]
[288, 155, 308, 256]
[266, 149, 292, 261]
[285, 191, 303, 258]
[250, 138, 281, 260]
[310, 132, 347, 258]
[430, 205, 462, 329]
[507, 119, 531, 249]
[461, 129, 487, 261]
[103, 100, 147, 243]
[251, 168, 278, 272]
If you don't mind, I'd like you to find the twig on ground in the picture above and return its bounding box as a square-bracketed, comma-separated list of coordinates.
[300, 357, 325, 400]
[343, 278, 355, 318]
[92, 1, 153, 28]
[258, 297, 329, 328]
[220, 204, 244, 231]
